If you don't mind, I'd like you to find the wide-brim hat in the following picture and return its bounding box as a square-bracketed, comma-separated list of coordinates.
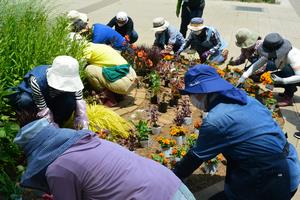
[152, 17, 169, 32]
[180, 64, 234, 95]
[258, 33, 292, 60]
[235, 28, 259, 49]
[47, 56, 84, 92]
[188, 17, 205, 32]
[67, 10, 88, 23]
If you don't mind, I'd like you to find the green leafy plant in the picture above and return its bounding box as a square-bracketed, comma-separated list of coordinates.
[148, 71, 161, 97]
[134, 120, 150, 141]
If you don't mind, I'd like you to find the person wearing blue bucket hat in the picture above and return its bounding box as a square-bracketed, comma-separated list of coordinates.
[173, 64, 300, 200]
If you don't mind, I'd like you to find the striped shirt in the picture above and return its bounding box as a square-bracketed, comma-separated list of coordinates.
[29, 76, 82, 109]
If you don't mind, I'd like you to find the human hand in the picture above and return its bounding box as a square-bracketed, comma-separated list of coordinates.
[74, 100, 89, 130]
[37, 107, 58, 127]
[271, 74, 284, 84]
[236, 76, 246, 88]
[200, 51, 210, 62]
[42, 194, 53, 200]
[125, 35, 130, 42]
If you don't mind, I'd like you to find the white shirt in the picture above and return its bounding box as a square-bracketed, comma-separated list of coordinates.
[243, 47, 300, 84]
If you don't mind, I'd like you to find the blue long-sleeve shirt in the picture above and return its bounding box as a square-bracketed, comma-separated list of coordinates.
[187, 96, 300, 191]
[92, 23, 126, 51]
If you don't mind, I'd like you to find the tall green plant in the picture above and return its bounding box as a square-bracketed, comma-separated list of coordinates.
[0, 0, 86, 89]
[0, 0, 87, 198]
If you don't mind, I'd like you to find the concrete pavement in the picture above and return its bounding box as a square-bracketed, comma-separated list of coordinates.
[55, 0, 300, 199]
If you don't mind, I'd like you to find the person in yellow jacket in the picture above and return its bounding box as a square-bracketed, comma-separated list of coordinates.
[84, 43, 137, 107]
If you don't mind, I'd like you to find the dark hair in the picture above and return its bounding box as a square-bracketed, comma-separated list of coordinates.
[16, 107, 39, 127]
[72, 19, 88, 33]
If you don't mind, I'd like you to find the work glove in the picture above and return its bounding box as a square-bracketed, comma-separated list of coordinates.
[166, 44, 173, 52]
[37, 107, 58, 128]
[200, 51, 211, 63]
[42, 194, 54, 200]
[236, 75, 246, 88]
[271, 74, 284, 84]
[125, 35, 130, 42]
[74, 99, 89, 130]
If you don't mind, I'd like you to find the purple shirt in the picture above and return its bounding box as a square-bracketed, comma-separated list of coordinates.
[46, 135, 181, 200]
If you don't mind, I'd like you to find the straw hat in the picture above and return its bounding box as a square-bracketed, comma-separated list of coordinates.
[46, 56, 84, 92]
[188, 18, 205, 32]
[152, 17, 169, 32]
[235, 28, 259, 49]
[67, 10, 88, 23]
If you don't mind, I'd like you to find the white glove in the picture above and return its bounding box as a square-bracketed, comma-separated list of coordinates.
[37, 107, 59, 128]
[236, 75, 246, 87]
[271, 74, 284, 84]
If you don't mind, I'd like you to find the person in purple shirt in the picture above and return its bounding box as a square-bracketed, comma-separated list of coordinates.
[14, 109, 196, 200]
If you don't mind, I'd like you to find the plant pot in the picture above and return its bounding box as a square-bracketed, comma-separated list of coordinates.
[136, 69, 147, 76]
[151, 126, 161, 135]
[161, 147, 172, 158]
[169, 97, 179, 107]
[184, 117, 192, 125]
[150, 95, 158, 104]
[173, 136, 184, 146]
[140, 140, 149, 148]
[203, 163, 218, 175]
[158, 102, 168, 113]
[164, 79, 170, 87]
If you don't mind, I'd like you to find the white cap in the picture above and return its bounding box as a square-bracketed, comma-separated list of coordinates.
[46, 56, 84, 92]
[116, 11, 128, 22]
[67, 10, 88, 23]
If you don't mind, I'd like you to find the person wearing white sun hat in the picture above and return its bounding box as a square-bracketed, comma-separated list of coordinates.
[67, 10, 89, 24]
[152, 17, 185, 54]
[107, 11, 139, 44]
[177, 17, 228, 64]
[9, 56, 89, 129]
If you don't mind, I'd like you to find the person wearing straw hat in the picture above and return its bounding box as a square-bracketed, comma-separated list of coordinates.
[9, 56, 89, 129]
[176, 0, 205, 38]
[229, 28, 262, 67]
[152, 17, 185, 54]
[238, 33, 300, 106]
[107, 11, 138, 44]
[67, 10, 89, 24]
[173, 64, 300, 200]
[13, 109, 196, 200]
[177, 17, 228, 64]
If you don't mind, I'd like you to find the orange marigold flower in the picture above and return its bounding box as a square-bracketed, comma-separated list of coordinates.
[137, 51, 143, 58]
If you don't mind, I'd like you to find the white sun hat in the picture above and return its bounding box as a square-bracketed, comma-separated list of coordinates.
[46, 56, 84, 92]
[116, 11, 128, 23]
[67, 10, 88, 23]
[152, 17, 169, 32]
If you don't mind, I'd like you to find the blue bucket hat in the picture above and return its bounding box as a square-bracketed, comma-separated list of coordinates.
[180, 64, 234, 95]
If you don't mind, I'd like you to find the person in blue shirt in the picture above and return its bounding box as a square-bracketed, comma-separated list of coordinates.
[71, 19, 127, 51]
[173, 64, 300, 200]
